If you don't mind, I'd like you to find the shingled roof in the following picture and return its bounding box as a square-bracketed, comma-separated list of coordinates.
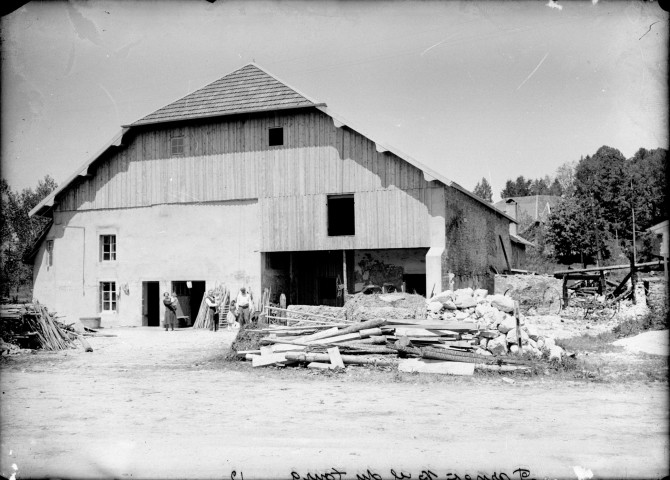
[129, 63, 319, 127]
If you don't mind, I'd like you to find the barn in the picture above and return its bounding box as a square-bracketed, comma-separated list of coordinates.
[27, 64, 522, 327]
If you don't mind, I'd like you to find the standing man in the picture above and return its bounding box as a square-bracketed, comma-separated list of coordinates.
[235, 287, 252, 327]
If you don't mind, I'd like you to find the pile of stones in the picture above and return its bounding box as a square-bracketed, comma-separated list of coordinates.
[427, 288, 567, 360]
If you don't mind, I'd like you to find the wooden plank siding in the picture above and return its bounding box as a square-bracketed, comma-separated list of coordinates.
[57, 109, 437, 251]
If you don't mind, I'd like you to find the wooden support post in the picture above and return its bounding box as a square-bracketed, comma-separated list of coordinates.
[514, 301, 522, 352]
[562, 276, 569, 308]
[664, 255, 668, 283]
[599, 270, 606, 296]
[630, 256, 637, 304]
[342, 250, 348, 294]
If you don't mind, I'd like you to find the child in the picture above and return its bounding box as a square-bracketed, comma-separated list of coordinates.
[226, 300, 238, 331]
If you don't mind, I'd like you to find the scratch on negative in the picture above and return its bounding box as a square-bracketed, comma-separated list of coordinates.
[639, 21, 660, 40]
[516, 52, 549, 91]
[420, 33, 458, 56]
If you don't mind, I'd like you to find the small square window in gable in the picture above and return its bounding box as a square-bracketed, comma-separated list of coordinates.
[171, 136, 184, 156]
[269, 127, 283, 147]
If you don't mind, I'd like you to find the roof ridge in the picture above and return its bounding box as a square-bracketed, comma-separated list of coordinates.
[126, 63, 319, 127]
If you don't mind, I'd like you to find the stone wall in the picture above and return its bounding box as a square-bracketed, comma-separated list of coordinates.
[642, 274, 668, 310]
[442, 186, 514, 292]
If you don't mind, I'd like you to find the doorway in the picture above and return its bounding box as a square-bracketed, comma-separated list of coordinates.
[143, 281, 160, 326]
[170, 280, 206, 325]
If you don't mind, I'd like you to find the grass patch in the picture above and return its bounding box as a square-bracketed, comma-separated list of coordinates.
[223, 323, 266, 361]
[556, 331, 620, 354]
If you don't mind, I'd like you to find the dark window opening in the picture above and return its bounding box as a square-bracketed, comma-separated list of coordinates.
[328, 195, 355, 236]
[318, 277, 337, 300]
[266, 252, 290, 270]
[269, 127, 283, 146]
[171, 137, 184, 156]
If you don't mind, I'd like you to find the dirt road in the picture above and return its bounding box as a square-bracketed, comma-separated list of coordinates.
[1, 327, 667, 479]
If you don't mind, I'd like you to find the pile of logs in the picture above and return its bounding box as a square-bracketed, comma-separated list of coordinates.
[0, 303, 79, 351]
[236, 302, 537, 375]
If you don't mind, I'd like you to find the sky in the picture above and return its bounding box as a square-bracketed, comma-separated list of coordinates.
[1, 0, 668, 202]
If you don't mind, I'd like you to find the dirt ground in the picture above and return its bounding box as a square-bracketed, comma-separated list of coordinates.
[1, 327, 668, 480]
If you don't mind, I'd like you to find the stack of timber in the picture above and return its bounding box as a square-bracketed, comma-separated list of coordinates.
[235, 296, 545, 374]
[0, 303, 80, 351]
[193, 285, 229, 329]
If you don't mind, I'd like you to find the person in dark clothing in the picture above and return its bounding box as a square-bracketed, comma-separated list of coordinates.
[205, 290, 219, 332]
[163, 292, 177, 331]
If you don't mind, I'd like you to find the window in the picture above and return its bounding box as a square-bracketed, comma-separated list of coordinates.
[327, 194, 355, 236]
[171, 136, 184, 156]
[100, 235, 116, 261]
[269, 127, 283, 147]
[100, 282, 117, 312]
[46, 240, 54, 267]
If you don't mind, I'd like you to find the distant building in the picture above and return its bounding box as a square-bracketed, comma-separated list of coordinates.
[647, 220, 669, 258]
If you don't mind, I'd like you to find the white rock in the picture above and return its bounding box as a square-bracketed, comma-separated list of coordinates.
[536, 338, 545, 349]
[509, 344, 520, 354]
[455, 287, 474, 297]
[544, 337, 556, 350]
[549, 345, 564, 361]
[528, 338, 537, 349]
[474, 288, 488, 298]
[521, 345, 534, 355]
[506, 328, 529, 345]
[427, 301, 443, 313]
[441, 311, 456, 320]
[455, 297, 477, 309]
[487, 335, 507, 355]
[525, 324, 539, 341]
[479, 338, 488, 350]
[429, 291, 453, 304]
[489, 294, 515, 313]
[498, 315, 517, 334]
[455, 311, 470, 320]
[443, 300, 457, 310]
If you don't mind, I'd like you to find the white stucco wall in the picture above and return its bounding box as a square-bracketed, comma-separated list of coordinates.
[32, 200, 261, 327]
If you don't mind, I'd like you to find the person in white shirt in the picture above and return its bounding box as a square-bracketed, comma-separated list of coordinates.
[235, 287, 252, 326]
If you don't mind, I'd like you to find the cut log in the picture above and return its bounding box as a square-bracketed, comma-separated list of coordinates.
[398, 358, 474, 375]
[79, 336, 93, 353]
[475, 364, 531, 372]
[327, 347, 345, 369]
[284, 352, 394, 366]
[307, 362, 335, 370]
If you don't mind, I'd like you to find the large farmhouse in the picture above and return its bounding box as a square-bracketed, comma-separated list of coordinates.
[27, 64, 522, 327]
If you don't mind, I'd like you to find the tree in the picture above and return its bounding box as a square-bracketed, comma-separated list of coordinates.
[555, 160, 577, 196]
[473, 177, 493, 202]
[548, 178, 563, 196]
[500, 175, 532, 198]
[545, 195, 611, 265]
[0, 175, 57, 299]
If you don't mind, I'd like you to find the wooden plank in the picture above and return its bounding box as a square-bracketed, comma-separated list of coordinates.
[327, 347, 345, 369]
[394, 327, 459, 337]
[553, 260, 662, 276]
[252, 353, 288, 367]
[260, 346, 273, 356]
[398, 358, 474, 376]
